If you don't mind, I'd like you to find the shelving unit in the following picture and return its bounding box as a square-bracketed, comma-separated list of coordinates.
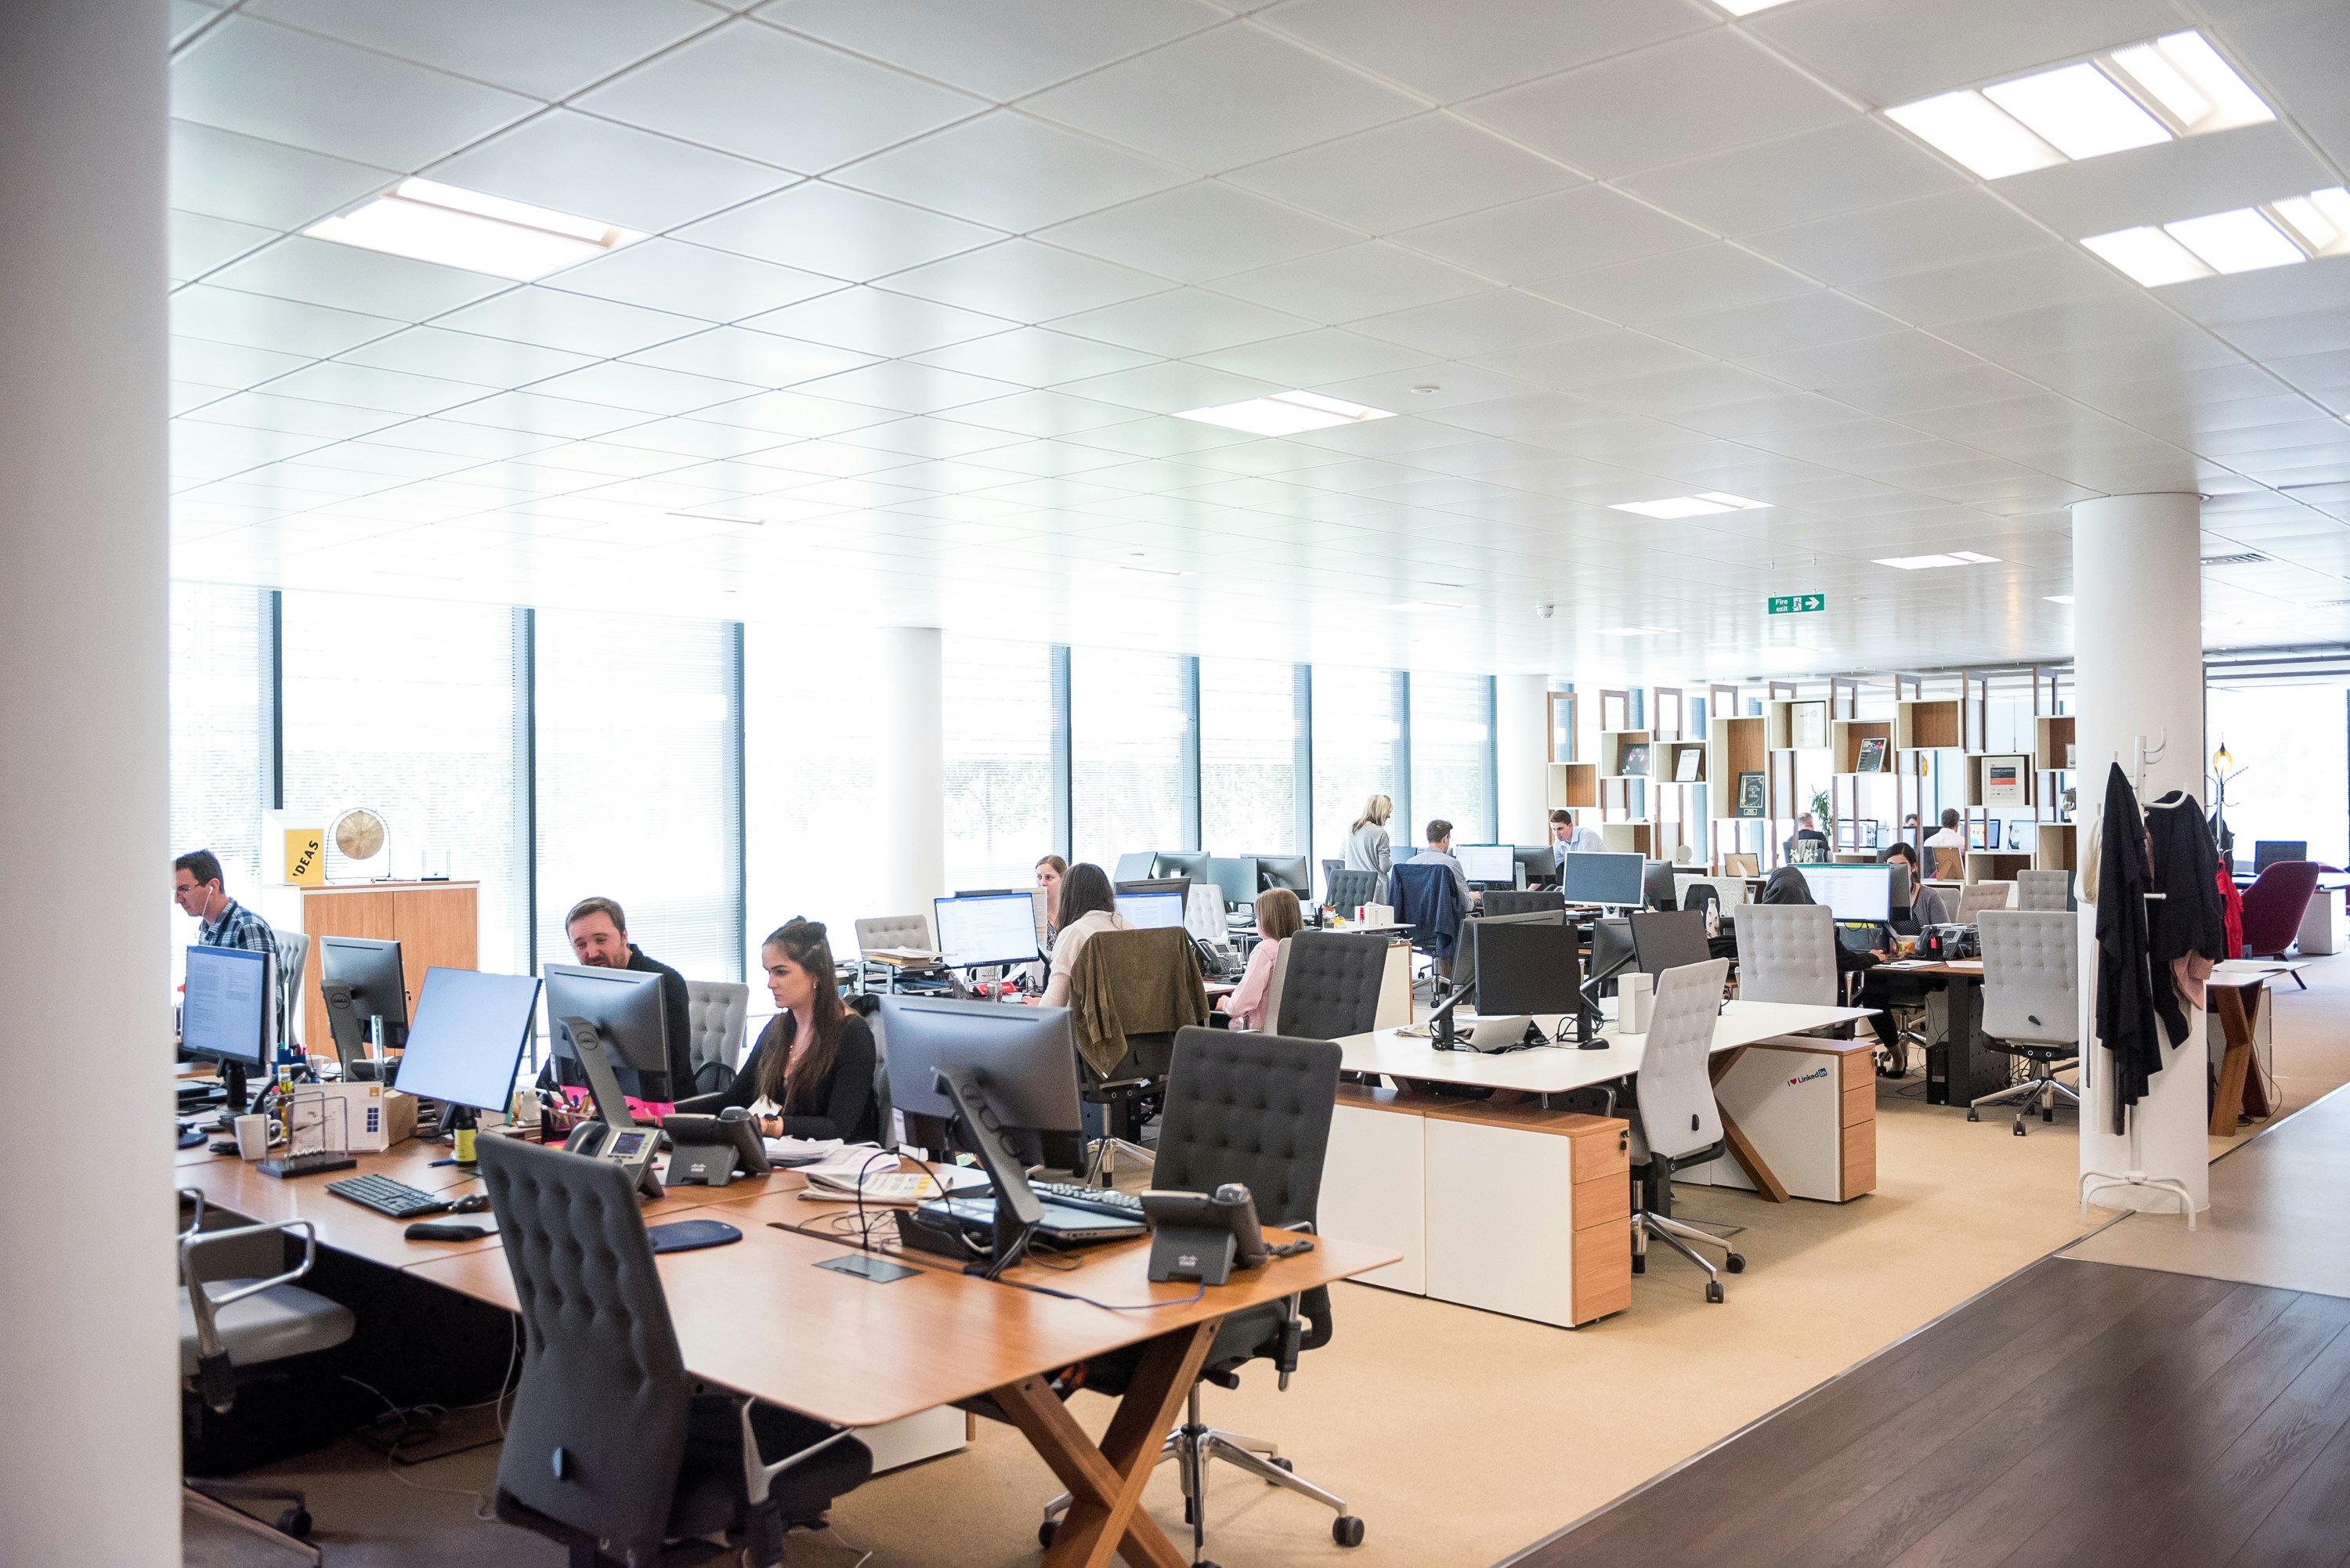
[1597, 729, 1654, 779]
[1546, 761, 1598, 811]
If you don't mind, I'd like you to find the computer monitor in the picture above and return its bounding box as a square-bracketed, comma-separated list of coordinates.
[1456, 844, 1518, 885]
[1452, 909, 1564, 998]
[1115, 888, 1188, 930]
[1641, 860, 1677, 911]
[544, 963, 674, 1104]
[1586, 917, 1636, 992]
[1253, 854, 1311, 896]
[1797, 865, 1893, 923]
[390, 968, 542, 1115]
[1117, 876, 1188, 901]
[1560, 851, 1646, 907]
[1154, 850, 1209, 880]
[319, 935, 408, 1072]
[1471, 921, 1582, 1015]
[1886, 862, 1913, 913]
[1114, 851, 1158, 883]
[183, 945, 273, 1109]
[2254, 840, 2308, 874]
[1202, 856, 1260, 909]
[1629, 911, 1713, 976]
[1514, 844, 1558, 886]
[933, 891, 1045, 970]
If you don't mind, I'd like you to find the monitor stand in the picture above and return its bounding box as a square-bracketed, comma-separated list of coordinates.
[321, 982, 385, 1081]
[556, 1017, 663, 1200]
[933, 1064, 1043, 1279]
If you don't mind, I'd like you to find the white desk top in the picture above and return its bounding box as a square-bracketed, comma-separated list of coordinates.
[1333, 999, 1875, 1095]
[2211, 959, 2305, 980]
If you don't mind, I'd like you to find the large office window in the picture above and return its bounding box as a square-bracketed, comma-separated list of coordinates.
[280, 593, 527, 974]
[535, 611, 741, 981]
[1412, 673, 1495, 844]
[170, 581, 268, 959]
[1072, 648, 1191, 871]
[943, 635, 1058, 894]
[1201, 657, 1300, 855]
[1312, 666, 1406, 873]
[743, 623, 881, 970]
[2208, 681, 2349, 869]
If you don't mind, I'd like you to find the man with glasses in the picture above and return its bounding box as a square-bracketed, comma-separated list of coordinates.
[173, 848, 280, 966]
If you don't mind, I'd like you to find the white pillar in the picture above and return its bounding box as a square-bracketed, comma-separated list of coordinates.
[0, 0, 179, 1559]
[877, 627, 945, 919]
[2071, 494, 2207, 1216]
[1495, 674, 1550, 845]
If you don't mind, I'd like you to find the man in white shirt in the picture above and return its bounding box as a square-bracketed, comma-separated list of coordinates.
[1550, 808, 1605, 865]
[1922, 807, 1967, 880]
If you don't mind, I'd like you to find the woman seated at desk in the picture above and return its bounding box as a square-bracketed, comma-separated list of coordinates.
[712, 917, 878, 1143]
[1759, 866, 1886, 974]
[1219, 888, 1303, 1031]
[1883, 843, 1949, 928]
[1035, 862, 1130, 1009]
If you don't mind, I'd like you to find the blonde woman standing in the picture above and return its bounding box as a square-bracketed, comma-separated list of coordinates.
[1343, 793, 1393, 900]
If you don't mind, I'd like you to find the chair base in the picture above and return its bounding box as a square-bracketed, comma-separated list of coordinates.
[1040, 1385, 1362, 1563]
[185, 1481, 319, 1565]
[1632, 1211, 1745, 1304]
[1969, 1057, 2080, 1135]
[1087, 1136, 1156, 1182]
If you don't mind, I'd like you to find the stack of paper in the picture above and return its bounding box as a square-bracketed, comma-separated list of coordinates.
[801, 1158, 988, 1207]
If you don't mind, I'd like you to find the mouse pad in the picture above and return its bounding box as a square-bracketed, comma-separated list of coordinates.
[647, 1219, 742, 1254]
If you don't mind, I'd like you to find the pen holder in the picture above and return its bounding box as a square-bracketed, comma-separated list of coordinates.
[1619, 972, 1653, 1034]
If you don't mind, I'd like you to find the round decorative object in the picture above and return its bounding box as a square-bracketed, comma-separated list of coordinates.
[333, 807, 387, 862]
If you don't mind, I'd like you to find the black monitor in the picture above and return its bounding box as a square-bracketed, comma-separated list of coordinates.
[1154, 849, 1210, 880]
[544, 963, 673, 1104]
[1471, 921, 1582, 1015]
[1453, 909, 1564, 997]
[2254, 840, 2308, 874]
[1202, 855, 1259, 908]
[183, 944, 273, 1110]
[391, 968, 542, 1115]
[1253, 854, 1311, 896]
[1887, 861, 1913, 913]
[1114, 851, 1158, 883]
[1514, 844, 1557, 886]
[1642, 860, 1678, 911]
[1629, 911, 1713, 976]
[319, 936, 407, 1074]
[1117, 876, 1189, 901]
[1586, 917, 1636, 992]
[933, 891, 1044, 970]
[1560, 851, 1645, 907]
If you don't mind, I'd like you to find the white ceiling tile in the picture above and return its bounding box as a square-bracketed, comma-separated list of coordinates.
[1743, 190, 2056, 287]
[829, 417, 1029, 459]
[595, 418, 805, 460]
[1652, 291, 1904, 359]
[1039, 184, 1358, 285]
[335, 325, 598, 385]
[677, 182, 1000, 282]
[1620, 119, 1968, 238]
[625, 327, 874, 388]
[425, 109, 793, 236]
[172, 16, 535, 170]
[545, 239, 841, 321]
[1398, 186, 1712, 284]
[792, 361, 1025, 414]
[360, 417, 575, 459]
[910, 327, 1159, 384]
[941, 391, 1151, 439]
[879, 240, 1169, 322]
[170, 209, 279, 283]
[440, 390, 653, 440]
[1192, 330, 1431, 386]
[433, 286, 709, 357]
[1995, 121, 2334, 242]
[243, 0, 718, 99]
[1206, 243, 1489, 323]
[1223, 114, 1581, 237]
[1845, 247, 2138, 327]
[1532, 244, 1817, 325]
[258, 359, 496, 416]
[526, 360, 765, 416]
[2160, 259, 2350, 331]
[1750, 0, 2193, 107]
[833, 111, 1187, 233]
[171, 283, 405, 358]
[1311, 363, 1542, 415]
[1350, 289, 1611, 359]
[1022, 24, 1419, 175]
[736, 286, 1015, 357]
[758, 0, 1218, 101]
[168, 119, 392, 231]
[1466, 30, 1855, 180]
[1053, 360, 1284, 414]
[577, 19, 985, 174]
[202, 236, 515, 320]
[1262, 0, 1716, 103]
[692, 389, 906, 439]
[172, 335, 315, 389]
[181, 390, 408, 440]
[1049, 288, 1311, 358]
[1468, 329, 1712, 392]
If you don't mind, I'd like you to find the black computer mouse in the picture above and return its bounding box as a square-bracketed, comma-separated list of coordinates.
[450, 1194, 491, 1214]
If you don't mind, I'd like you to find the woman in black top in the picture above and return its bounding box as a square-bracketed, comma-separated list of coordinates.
[717, 917, 877, 1143]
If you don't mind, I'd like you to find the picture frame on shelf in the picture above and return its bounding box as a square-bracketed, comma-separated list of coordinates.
[1983, 754, 2027, 806]
[1855, 736, 1887, 774]
[1792, 700, 1827, 750]
[1619, 742, 1652, 778]
[1674, 746, 1702, 782]
[1737, 771, 1766, 818]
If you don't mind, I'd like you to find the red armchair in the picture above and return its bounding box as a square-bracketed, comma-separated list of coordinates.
[2240, 860, 2323, 985]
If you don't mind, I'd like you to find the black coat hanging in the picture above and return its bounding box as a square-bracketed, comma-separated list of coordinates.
[2094, 762, 2162, 1134]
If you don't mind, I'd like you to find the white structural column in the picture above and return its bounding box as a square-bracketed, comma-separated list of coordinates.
[0, 0, 179, 1559]
[1495, 674, 1551, 846]
[877, 627, 946, 920]
[2071, 494, 2208, 1216]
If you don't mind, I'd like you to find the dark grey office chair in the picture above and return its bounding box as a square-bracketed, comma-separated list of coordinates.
[479, 1136, 870, 1568]
[1325, 865, 1379, 912]
[1274, 930, 1389, 1039]
[1482, 888, 1566, 917]
[1042, 1027, 1362, 1560]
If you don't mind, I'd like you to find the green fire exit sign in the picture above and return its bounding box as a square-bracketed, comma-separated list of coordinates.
[1768, 594, 1826, 614]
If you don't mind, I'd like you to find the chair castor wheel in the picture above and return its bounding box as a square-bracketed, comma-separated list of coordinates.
[1271, 1457, 1292, 1473]
[1038, 1520, 1057, 1548]
[1966, 1107, 1979, 1122]
[1726, 1253, 1746, 1274]
[2044, 1104, 2055, 1122]
[1334, 1516, 1366, 1547]
[1706, 1281, 1725, 1304]
[277, 1508, 312, 1539]
[2013, 1119, 2027, 1136]
[1632, 1254, 1646, 1274]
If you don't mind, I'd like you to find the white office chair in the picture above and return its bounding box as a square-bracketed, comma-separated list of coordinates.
[1626, 959, 1744, 1303]
[274, 930, 309, 1052]
[682, 978, 749, 1098]
[1972, 910, 2082, 1134]
[2013, 869, 2070, 912]
[1732, 904, 1836, 1006]
[1957, 881, 2016, 922]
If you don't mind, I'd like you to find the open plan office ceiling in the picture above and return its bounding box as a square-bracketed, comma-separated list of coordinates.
[164, 0, 2350, 680]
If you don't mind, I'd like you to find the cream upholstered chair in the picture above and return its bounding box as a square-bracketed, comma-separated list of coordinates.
[1627, 959, 1744, 1302]
[682, 979, 749, 1097]
[854, 914, 933, 955]
[2013, 869, 2070, 912]
[1731, 903, 1837, 1006]
[1957, 881, 2016, 922]
[1972, 910, 2081, 1134]
[273, 930, 309, 1052]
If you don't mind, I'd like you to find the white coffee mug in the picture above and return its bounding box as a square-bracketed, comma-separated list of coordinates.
[233, 1113, 271, 1161]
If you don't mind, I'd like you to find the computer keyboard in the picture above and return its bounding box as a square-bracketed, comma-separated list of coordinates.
[326, 1172, 448, 1218]
[1031, 1180, 1144, 1219]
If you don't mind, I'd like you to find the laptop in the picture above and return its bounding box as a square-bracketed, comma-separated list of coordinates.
[916, 1194, 1147, 1244]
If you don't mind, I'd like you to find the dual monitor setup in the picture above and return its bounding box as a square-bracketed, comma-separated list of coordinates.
[1441, 905, 1721, 1051]
[1115, 851, 1310, 911]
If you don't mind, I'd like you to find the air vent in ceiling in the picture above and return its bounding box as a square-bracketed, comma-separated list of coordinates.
[2201, 551, 2269, 567]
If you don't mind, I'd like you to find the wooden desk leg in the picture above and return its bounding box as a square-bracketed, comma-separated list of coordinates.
[1708, 1048, 1791, 1204]
[995, 1319, 1215, 1568]
[2209, 983, 2261, 1136]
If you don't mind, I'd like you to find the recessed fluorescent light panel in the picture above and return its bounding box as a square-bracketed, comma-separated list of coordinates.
[1888, 31, 2270, 179]
[1174, 389, 1394, 436]
[1608, 492, 1770, 519]
[1875, 551, 2001, 570]
[2045, 594, 2076, 605]
[306, 179, 641, 280]
[1708, 0, 1800, 13]
[2084, 187, 2350, 285]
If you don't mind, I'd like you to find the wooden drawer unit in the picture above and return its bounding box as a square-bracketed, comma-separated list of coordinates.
[1683, 1037, 1877, 1203]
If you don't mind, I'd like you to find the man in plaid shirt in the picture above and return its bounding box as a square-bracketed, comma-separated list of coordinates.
[174, 848, 280, 967]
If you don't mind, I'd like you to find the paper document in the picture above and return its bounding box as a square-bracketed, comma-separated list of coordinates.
[802, 1164, 988, 1206]
[763, 1135, 845, 1164]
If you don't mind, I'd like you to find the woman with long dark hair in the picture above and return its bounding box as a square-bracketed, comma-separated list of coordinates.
[713, 917, 878, 1143]
[1034, 862, 1130, 1008]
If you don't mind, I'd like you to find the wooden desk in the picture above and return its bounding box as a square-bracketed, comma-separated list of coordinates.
[2207, 973, 2274, 1136]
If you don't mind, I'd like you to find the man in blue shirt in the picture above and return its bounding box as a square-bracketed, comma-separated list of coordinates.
[174, 848, 280, 966]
